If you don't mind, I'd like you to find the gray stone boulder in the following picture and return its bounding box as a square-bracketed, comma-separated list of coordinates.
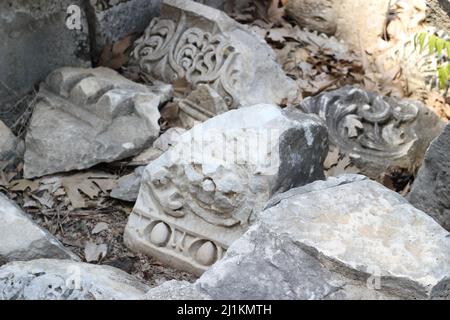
[192, 175, 450, 300]
[24, 67, 167, 178]
[299, 86, 444, 180]
[131, 0, 297, 110]
[0, 0, 91, 126]
[0, 259, 149, 300]
[0, 194, 78, 265]
[408, 123, 450, 230]
[125, 104, 328, 275]
[197, 223, 397, 300]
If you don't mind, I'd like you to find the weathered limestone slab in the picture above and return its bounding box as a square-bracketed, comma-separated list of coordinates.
[125, 104, 328, 275]
[197, 223, 398, 300]
[0, 0, 91, 126]
[299, 86, 444, 180]
[130, 0, 297, 111]
[24, 67, 167, 178]
[0, 259, 149, 300]
[408, 123, 450, 230]
[0, 194, 78, 265]
[87, 0, 162, 58]
[0, 120, 24, 170]
[257, 177, 450, 299]
[191, 175, 450, 299]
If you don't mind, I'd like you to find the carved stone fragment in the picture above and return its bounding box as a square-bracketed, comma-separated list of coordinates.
[298, 86, 444, 180]
[130, 0, 297, 111]
[125, 104, 328, 275]
[24, 67, 168, 178]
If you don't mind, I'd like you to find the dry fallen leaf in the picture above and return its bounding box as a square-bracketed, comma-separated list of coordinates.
[323, 146, 341, 170]
[61, 172, 116, 209]
[98, 34, 134, 70]
[9, 179, 40, 192]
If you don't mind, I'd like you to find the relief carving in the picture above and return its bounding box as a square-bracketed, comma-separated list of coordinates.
[132, 13, 240, 108]
[299, 86, 444, 179]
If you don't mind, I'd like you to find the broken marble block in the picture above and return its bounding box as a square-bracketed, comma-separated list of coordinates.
[258, 176, 450, 299]
[0, 194, 78, 265]
[196, 175, 450, 299]
[24, 67, 168, 178]
[130, 0, 297, 111]
[299, 86, 444, 180]
[408, 123, 450, 231]
[0, 259, 149, 300]
[0, 120, 24, 170]
[0, 0, 91, 126]
[124, 104, 328, 275]
[198, 223, 398, 300]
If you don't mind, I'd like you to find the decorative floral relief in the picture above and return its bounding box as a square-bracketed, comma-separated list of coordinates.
[132, 13, 240, 108]
[146, 162, 254, 228]
[299, 86, 420, 160]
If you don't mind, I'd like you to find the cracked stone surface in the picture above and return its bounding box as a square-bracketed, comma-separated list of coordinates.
[256, 176, 450, 299]
[24, 67, 168, 178]
[125, 104, 328, 275]
[0, 259, 149, 300]
[0, 193, 78, 265]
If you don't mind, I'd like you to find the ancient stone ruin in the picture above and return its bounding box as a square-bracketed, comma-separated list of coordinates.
[125, 104, 328, 274]
[130, 0, 297, 111]
[299, 86, 444, 180]
[1, 0, 450, 301]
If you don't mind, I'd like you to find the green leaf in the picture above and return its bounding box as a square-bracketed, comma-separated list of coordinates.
[438, 65, 449, 89]
[428, 35, 438, 54]
[436, 38, 446, 57]
[446, 41, 450, 57]
[418, 32, 427, 52]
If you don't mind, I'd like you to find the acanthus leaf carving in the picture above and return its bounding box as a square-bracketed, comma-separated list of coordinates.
[132, 13, 240, 108]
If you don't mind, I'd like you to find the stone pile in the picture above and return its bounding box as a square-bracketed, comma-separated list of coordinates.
[146, 175, 450, 300]
[0, 0, 449, 301]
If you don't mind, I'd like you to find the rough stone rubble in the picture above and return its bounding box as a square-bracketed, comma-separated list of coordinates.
[0, 0, 449, 301]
